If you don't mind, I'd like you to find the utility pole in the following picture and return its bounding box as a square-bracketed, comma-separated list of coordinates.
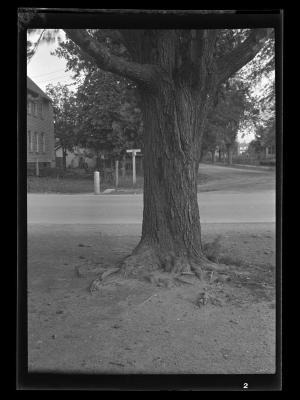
[115, 160, 119, 188]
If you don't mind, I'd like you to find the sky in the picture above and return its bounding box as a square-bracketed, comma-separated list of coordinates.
[27, 30, 75, 91]
[27, 29, 259, 143]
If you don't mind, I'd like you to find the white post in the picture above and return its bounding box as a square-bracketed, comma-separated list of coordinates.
[94, 171, 100, 194]
[265, 147, 269, 157]
[132, 151, 136, 185]
[115, 160, 119, 188]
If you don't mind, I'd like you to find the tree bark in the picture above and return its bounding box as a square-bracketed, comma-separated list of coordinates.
[121, 78, 214, 278]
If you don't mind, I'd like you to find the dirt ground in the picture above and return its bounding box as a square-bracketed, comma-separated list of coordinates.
[27, 222, 276, 374]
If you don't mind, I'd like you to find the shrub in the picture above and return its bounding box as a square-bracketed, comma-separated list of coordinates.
[38, 167, 67, 178]
[202, 236, 246, 267]
[259, 159, 276, 166]
[219, 255, 245, 267]
[202, 235, 223, 262]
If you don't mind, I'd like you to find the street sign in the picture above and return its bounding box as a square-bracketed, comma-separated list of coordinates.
[126, 149, 141, 185]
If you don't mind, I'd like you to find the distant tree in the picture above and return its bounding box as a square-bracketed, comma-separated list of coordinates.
[74, 69, 142, 172]
[46, 83, 79, 169]
[203, 78, 251, 165]
[247, 71, 275, 160]
[248, 115, 275, 159]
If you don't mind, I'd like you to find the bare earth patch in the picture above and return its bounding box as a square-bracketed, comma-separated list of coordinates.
[28, 223, 275, 374]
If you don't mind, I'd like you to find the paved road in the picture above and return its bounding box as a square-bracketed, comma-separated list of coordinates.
[27, 191, 275, 225]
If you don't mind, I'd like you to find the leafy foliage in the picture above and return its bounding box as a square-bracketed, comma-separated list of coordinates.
[29, 28, 275, 160]
[45, 83, 78, 153]
[27, 29, 61, 63]
[203, 78, 251, 154]
[75, 69, 142, 159]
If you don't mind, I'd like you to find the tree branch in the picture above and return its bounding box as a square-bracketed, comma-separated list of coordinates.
[64, 29, 155, 85]
[216, 28, 273, 84]
[95, 29, 125, 45]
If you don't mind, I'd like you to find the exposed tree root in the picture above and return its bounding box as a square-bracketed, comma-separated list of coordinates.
[89, 242, 230, 293]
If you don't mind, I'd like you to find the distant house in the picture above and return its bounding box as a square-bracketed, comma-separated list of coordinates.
[265, 144, 275, 158]
[27, 77, 55, 171]
[237, 142, 249, 155]
[55, 146, 97, 169]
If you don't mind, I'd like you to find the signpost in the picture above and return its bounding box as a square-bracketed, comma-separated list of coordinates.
[126, 149, 141, 185]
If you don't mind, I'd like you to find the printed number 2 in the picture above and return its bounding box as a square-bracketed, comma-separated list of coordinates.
[243, 383, 248, 389]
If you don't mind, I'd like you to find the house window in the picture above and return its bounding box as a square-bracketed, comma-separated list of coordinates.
[35, 132, 39, 153]
[27, 101, 33, 115]
[43, 102, 48, 117]
[38, 102, 43, 118]
[41, 133, 46, 153]
[28, 130, 33, 152]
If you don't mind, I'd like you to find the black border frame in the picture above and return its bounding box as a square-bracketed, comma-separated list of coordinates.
[17, 8, 283, 391]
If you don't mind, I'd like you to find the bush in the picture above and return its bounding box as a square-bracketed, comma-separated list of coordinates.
[259, 159, 276, 166]
[232, 155, 259, 166]
[202, 235, 223, 262]
[38, 167, 67, 178]
[197, 173, 211, 185]
[219, 255, 245, 267]
[202, 236, 246, 266]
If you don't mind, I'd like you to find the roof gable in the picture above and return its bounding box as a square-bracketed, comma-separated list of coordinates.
[27, 76, 51, 101]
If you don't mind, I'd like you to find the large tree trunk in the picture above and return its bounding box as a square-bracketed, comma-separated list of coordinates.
[122, 78, 214, 278]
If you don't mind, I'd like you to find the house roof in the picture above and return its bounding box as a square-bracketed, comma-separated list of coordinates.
[27, 76, 51, 101]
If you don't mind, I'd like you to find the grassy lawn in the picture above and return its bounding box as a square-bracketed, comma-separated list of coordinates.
[27, 164, 275, 194]
[27, 174, 210, 194]
[27, 175, 145, 194]
[27, 176, 96, 194]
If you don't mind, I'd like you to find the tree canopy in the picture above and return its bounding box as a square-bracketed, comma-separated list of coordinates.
[45, 83, 78, 153]
[73, 69, 142, 159]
